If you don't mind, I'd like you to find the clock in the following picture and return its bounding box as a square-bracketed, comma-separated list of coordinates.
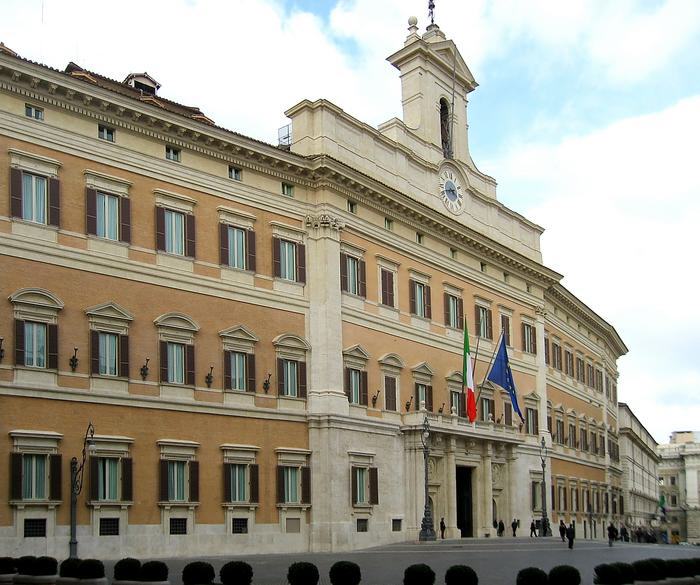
[438, 168, 464, 214]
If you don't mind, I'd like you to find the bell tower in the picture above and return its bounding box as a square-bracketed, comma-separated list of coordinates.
[387, 17, 478, 164]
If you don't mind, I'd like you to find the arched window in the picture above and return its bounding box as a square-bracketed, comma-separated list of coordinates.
[440, 99, 451, 158]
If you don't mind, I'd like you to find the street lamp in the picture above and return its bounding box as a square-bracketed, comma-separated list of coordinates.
[418, 414, 436, 541]
[539, 435, 551, 537]
[69, 421, 95, 558]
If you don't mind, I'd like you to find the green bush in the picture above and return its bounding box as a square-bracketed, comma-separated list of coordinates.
[403, 564, 435, 585]
[548, 565, 580, 585]
[287, 562, 319, 585]
[220, 561, 253, 585]
[516, 567, 548, 585]
[632, 560, 660, 582]
[680, 559, 696, 577]
[140, 561, 169, 583]
[593, 564, 620, 585]
[329, 561, 361, 585]
[649, 559, 667, 579]
[16, 557, 36, 576]
[444, 565, 478, 585]
[113, 559, 141, 581]
[0, 558, 16, 575]
[59, 559, 82, 579]
[182, 562, 215, 585]
[77, 560, 104, 580]
[610, 563, 634, 585]
[34, 557, 58, 577]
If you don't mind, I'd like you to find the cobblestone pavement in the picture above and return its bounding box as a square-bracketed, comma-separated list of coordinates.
[104, 537, 699, 585]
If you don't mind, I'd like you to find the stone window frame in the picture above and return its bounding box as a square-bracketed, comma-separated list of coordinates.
[276, 448, 312, 511]
[378, 353, 404, 411]
[220, 444, 259, 523]
[445, 371, 463, 416]
[273, 333, 310, 399]
[85, 302, 133, 382]
[348, 451, 378, 509]
[340, 242, 366, 299]
[522, 391, 539, 434]
[411, 361, 434, 412]
[376, 255, 399, 312]
[408, 269, 432, 321]
[157, 439, 199, 535]
[343, 344, 370, 406]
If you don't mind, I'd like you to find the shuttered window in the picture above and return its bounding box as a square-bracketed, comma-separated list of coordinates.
[522, 323, 536, 354]
[23, 322, 47, 368]
[501, 314, 511, 346]
[384, 376, 396, 411]
[444, 293, 463, 329]
[380, 269, 395, 307]
[90, 331, 129, 378]
[156, 208, 195, 258]
[22, 454, 47, 499]
[410, 280, 432, 319]
[340, 253, 367, 297]
[11, 168, 59, 227]
[475, 306, 492, 339]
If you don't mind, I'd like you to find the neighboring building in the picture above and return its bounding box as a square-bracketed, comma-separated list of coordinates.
[658, 431, 700, 543]
[0, 19, 627, 559]
[618, 403, 659, 529]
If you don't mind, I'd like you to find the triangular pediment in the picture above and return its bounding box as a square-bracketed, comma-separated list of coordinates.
[411, 362, 434, 376]
[85, 301, 134, 322]
[343, 344, 370, 360]
[432, 41, 477, 88]
[219, 325, 259, 343]
[445, 370, 463, 384]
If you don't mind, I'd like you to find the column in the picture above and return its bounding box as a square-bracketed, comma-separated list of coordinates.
[535, 307, 551, 525]
[446, 437, 457, 537]
[482, 441, 493, 537]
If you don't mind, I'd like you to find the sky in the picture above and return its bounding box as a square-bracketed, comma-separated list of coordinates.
[1, 0, 698, 444]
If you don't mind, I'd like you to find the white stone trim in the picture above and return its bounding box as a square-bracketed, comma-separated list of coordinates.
[154, 312, 199, 343]
[217, 206, 256, 229]
[375, 254, 400, 270]
[85, 301, 133, 335]
[408, 269, 430, 284]
[342, 345, 370, 369]
[220, 444, 259, 463]
[442, 282, 462, 297]
[348, 451, 375, 465]
[340, 242, 365, 257]
[411, 362, 434, 385]
[9, 287, 64, 324]
[154, 188, 197, 212]
[273, 333, 310, 361]
[275, 448, 311, 465]
[10, 430, 62, 452]
[498, 305, 513, 316]
[90, 435, 133, 457]
[158, 439, 199, 460]
[8, 148, 61, 176]
[270, 221, 306, 242]
[84, 169, 131, 196]
[219, 325, 259, 353]
[474, 295, 492, 308]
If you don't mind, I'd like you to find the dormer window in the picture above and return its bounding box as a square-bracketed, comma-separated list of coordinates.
[440, 98, 451, 158]
[123, 72, 161, 96]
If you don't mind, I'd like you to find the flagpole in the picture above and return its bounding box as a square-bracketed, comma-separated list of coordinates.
[475, 330, 503, 406]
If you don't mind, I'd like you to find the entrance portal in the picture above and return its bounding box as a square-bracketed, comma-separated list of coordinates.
[456, 466, 473, 537]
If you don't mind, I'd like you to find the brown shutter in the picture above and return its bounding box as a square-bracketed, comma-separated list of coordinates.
[443, 293, 450, 326]
[409, 279, 416, 314]
[544, 336, 550, 365]
[49, 454, 62, 501]
[459, 392, 467, 418]
[273, 237, 281, 277]
[14, 319, 25, 366]
[119, 334, 129, 378]
[386, 271, 394, 307]
[532, 328, 537, 355]
[384, 376, 396, 411]
[86, 188, 97, 235]
[298, 361, 307, 399]
[457, 298, 464, 329]
[414, 383, 420, 409]
[249, 464, 259, 503]
[340, 253, 348, 292]
[90, 330, 100, 375]
[185, 345, 195, 386]
[358, 259, 366, 297]
[223, 463, 232, 503]
[160, 341, 168, 383]
[475, 306, 481, 337]
[159, 459, 169, 501]
[48, 177, 60, 227]
[185, 214, 195, 258]
[351, 467, 358, 505]
[246, 353, 256, 392]
[277, 358, 284, 395]
[344, 368, 351, 400]
[360, 371, 368, 406]
[505, 404, 512, 426]
[219, 223, 229, 266]
[380, 269, 388, 305]
[521, 323, 527, 351]
[47, 324, 58, 370]
[369, 467, 379, 505]
[246, 229, 256, 272]
[296, 242, 306, 283]
[277, 466, 285, 503]
[11, 452, 23, 500]
[301, 466, 311, 504]
[534, 413, 539, 435]
[119, 197, 131, 243]
[121, 457, 133, 502]
[224, 351, 231, 390]
[189, 460, 199, 502]
[486, 309, 493, 339]
[89, 456, 99, 501]
[10, 168, 22, 218]
[426, 385, 433, 412]
[155, 207, 165, 251]
[425, 286, 432, 319]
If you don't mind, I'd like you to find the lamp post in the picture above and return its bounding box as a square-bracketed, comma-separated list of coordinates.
[69, 421, 95, 558]
[539, 435, 551, 537]
[418, 414, 436, 541]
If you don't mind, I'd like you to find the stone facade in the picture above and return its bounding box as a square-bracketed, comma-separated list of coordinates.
[0, 21, 627, 558]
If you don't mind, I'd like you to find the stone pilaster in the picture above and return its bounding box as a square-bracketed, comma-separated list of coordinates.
[446, 436, 458, 537]
[481, 441, 493, 537]
[535, 307, 551, 523]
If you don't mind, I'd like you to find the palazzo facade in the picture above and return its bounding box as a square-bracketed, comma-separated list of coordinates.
[0, 21, 626, 558]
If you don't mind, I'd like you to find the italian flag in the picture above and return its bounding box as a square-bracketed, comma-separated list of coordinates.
[462, 318, 477, 422]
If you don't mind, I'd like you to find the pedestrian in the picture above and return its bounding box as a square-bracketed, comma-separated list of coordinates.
[608, 522, 616, 547]
[566, 523, 575, 549]
[511, 518, 518, 537]
[530, 520, 537, 537]
[620, 525, 628, 542]
[559, 519, 566, 542]
[440, 517, 446, 539]
[498, 519, 505, 537]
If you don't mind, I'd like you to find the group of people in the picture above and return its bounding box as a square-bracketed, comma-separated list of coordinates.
[557, 520, 576, 548]
[493, 518, 521, 537]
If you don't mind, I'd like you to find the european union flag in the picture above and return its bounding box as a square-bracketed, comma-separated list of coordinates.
[487, 336, 524, 422]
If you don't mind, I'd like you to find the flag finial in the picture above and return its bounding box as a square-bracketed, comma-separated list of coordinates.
[428, 0, 435, 25]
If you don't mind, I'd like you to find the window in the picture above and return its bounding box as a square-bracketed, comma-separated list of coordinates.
[590, 432, 597, 454]
[480, 262, 487, 273]
[670, 476, 676, 486]
[501, 314, 511, 346]
[384, 375, 397, 411]
[280, 358, 300, 397]
[544, 334, 550, 365]
[228, 166, 242, 181]
[220, 224, 255, 271]
[160, 337, 195, 386]
[281, 182, 294, 197]
[99, 518, 119, 536]
[170, 518, 187, 535]
[22, 454, 47, 499]
[229, 352, 246, 391]
[165, 146, 181, 162]
[347, 200, 357, 214]
[480, 397, 495, 422]
[568, 424, 576, 448]
[564, 350, 574, 376]
[274, 334, 309, 399]
[555, 420, 564, 444]
[167, 342, 185, 384]
[531, 481, 542, 511]
[158, 443, 199, 510]
[552, 341, 562, 370]
[25, 104, 44, 120]
[351, 466, 378, 506]
[671, 495, 677, 506]
[168, 460, 187, 501]
[576, 357, 585, 382]
[522, 323, 536, 354]
[416, 232, 424, 245]
[10, 156, 60, 227]
[21, 173, 47, 224]
[228, 226, 246, 269]
[450, 390, 461, 415]
[475, 305, 492, 339]
[97, 332, 118, 376]
[96, 457, 119, 500]
[274, 238, 306, 283]
[345, 367, 367, 405]
[356, 518, 369, 532]
[586, 363, 595, 388]
[24, 518, 47, 538]
[444, 293, 463, 329]
[409, 280, 431, 319]
[98, 125, 115, 142]
[392, 519, 402, 531]
[384, 217, 393, 230]
[504, 403, 513, 426]
[284, 466, 299, 503]
[229, 464, 247, 502]
[96, 192, 119, 240]
[232, 518, 248, 534]
[380, 268, 395, 308]
[156, 206, 196, 258]
[503, 272, 509, 283]
[526, 408, 538, 435]
[340, 253, 366, 297]
[571, 487, 579, 512]
[450, 248, 457, 259]
[23, 322, 47, 368]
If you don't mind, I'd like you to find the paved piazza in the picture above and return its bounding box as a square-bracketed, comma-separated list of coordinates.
[103, 538, 699, 585]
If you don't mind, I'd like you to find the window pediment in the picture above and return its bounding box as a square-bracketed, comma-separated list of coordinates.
[85, 302, 134, 334]
[343, 345, 370, 360]
[411, 362, 434, 377]
[378, 353, 405, 369]
[155, 312, 199, 344]
[273, 333, 310, 361]
[219, 325, 259, 353]
[10, 288, 64, 323]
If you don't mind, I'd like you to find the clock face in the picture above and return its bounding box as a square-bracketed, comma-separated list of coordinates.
[438, 169, 464, 214]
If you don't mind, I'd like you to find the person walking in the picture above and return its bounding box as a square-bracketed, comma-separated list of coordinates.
[559, 519, 566, 542]
[440, 517, 446, 539]
[566, 523, 575, 549]
[511, 518, 518, 537]
[530, 520, 538, 537]
[498, 519, 505, 537]
[608, 522, 617, 547]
